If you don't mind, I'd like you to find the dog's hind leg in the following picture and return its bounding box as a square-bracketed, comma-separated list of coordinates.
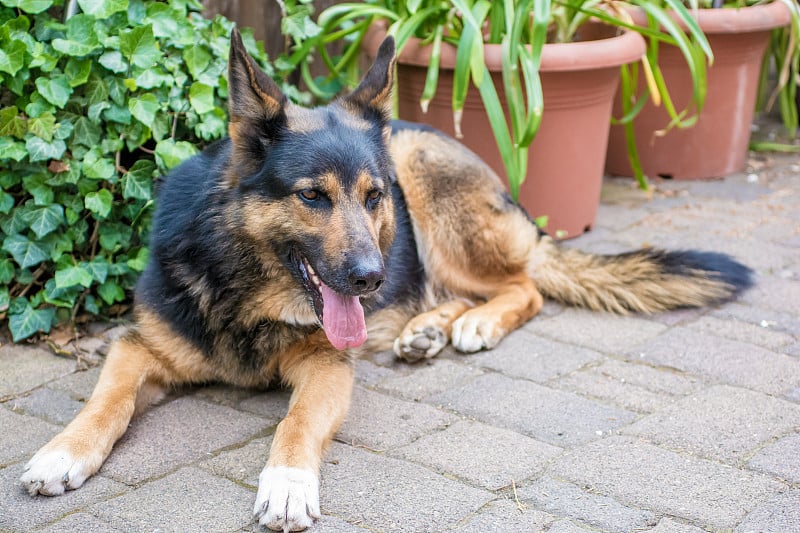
[254, 332, 354, 532]
[393, 298, 474, 361]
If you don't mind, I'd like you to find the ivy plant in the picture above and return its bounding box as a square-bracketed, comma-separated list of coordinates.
[0, 0, 304, 342]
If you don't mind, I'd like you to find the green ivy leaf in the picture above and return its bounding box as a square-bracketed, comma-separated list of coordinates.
[35, 76, 73, 109]
[28, 113, 56, 142]
[84, 188, 113, 218]
[26, 137, 66, 162]
[2, 233, 49, 269]
[82, 148, 116, 180]
[97, 279, 125, 305]
[0, 192, 14, 214]
[123, 159, 154, 200]
[2, 0, 54, 14]
[85, 257, 109, 283]
[128, 93, 160, 127]
[120, 24, 161, 69]
[64, 57, 92, 87]
[55, 263, 94, 288]
[0, 259, 15, 284]
[71, 116, 103, 147]
[145, 2, 179, 38]
[52, 38, 100, 57]
[22, 174, 53, 205]
[0, 106, 26, 139]
[189, 82, 215, 114]
[77, 0, 128, 19]
[183, 44, 211, 79]
[0, 39, 26, 76]
[24, 204, 64, 239]
[155, 139, 196, 170]
[0, 138, 27, 161]
[8, 302, 55, 341]
[98, 51, 128, 73]
[126, 247, 148, 272]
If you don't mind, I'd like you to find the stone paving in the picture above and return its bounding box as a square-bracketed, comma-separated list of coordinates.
[1, 143, 799, 532]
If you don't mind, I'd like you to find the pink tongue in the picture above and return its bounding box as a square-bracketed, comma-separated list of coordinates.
[319, 283, 367, 350]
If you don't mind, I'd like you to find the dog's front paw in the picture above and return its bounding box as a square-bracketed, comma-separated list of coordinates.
[21, 448, 94, 496]
[451, 313, 505, 353]
[254, 466, 320, 532]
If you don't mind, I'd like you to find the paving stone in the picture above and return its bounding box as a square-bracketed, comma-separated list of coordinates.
[46, 367, 101, 401]
[450, 499, 555, 532]
[0, 345, 76, 399]
[784, 341, 800, 357]
[711, 302, 800, 338]
[524, 309, 667, 355]
[0, 466, 127, 531]
[0, 407, 60, 466]
[428, 374, 636, 447]
[686, 315, 795, 351]
[9, 387, 84, 425]
[747, 432, 800, 483]
[320, 442, 492, 533]
[550, 436, 782, 529]
[236, 388, 291, 424]
[625, 327, 800, 395]
[355, 357, 400, 387]
[649, 306, 706, 327]
[199, 435, 273, 487]
[623, 385, 800, 463]
[741, 275, 800, 315]
[553, 359, 702, 414]
[645, 517, 706, 533]
[336, 386, 456, 451]
[547, 518, 601, 533]
[518, 476, 657, 531]
[238, 514, 373, 533]
[390, 420, 562, 490]
[99, 396, 269, 485]
[190, 383, 265, 409]
[469, 331, 601, 382]
[90, 466, 253, 532]
[36, 512, 124, 533]
[376, 359, 483, 401]
[734, 489, 800, 533]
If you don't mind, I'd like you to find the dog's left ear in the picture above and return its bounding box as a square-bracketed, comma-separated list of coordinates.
[227, 28, 286, 177]
[342, 36, 396, 125]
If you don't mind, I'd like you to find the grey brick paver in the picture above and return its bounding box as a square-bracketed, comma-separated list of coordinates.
[449, 500, 555, 532]
[90, 466, 253, 532]
[99, 395, 270, 485]
[734, 489, 800, 533]
[390, 419, 561, 490]
[10, 387, 84, 425]
[376, 358, 484, 401]
[686, 315, 795, 350]
[35, 512, 123, 533]
[550, 436, 783, 529]
[747, 432, 800, 483]
[0, 345, 76, 399]
[625, 327, 800, 395]
[623, 385, 800, 463]
[646, 517, 707, 533]
[518, 476, 657, 531]
[336, 386, 456, 450]
[0, 407, 60, 465]
[320, 442, 492, 533]
[469, 331, 602, 382]
[428, 373, 637, 446]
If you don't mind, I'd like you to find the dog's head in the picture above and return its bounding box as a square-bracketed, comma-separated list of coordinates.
[226, 28, 397, 350]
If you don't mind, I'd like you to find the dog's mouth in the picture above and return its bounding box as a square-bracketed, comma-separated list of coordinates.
[294, 251, 367, 351]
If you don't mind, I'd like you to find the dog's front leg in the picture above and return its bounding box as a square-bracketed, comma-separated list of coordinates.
[255, 339, 354, 532]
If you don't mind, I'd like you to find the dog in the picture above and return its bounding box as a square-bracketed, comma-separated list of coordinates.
[20, 28, 752, 532]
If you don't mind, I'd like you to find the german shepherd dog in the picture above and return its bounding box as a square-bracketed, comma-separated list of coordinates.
[21, 29, 751, 531]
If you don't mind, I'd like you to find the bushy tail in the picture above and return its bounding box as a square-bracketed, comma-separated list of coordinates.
[528, 238, 753, 314]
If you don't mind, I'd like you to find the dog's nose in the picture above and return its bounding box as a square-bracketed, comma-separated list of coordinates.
[348, 262, 385, 294]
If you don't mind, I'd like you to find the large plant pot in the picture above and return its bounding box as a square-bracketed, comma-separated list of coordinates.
[364, 24, 645, 238]
[606, 2, 792, 180]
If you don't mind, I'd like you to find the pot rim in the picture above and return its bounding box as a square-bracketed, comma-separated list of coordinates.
[628, 1, 792, 34]
[364, 21, 646, 73]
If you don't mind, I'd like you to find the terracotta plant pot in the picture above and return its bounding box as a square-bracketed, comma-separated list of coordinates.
[364, 24, 645, 238]
[606, 2, 792, 180]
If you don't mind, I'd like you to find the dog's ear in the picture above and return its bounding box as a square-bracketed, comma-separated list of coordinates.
[342, 36, 396, 125]
[227, 28, 286, 177]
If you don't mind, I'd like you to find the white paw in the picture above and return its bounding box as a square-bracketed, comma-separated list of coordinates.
[451, 314, 504, 353]
[393, 326, 448, 362]
[20, 449, 93, 496]
[254, 466, 320, 532]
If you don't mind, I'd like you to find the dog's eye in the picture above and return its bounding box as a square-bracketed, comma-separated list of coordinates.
[366, 190, 383, 209]
[299, 189, 320, 202]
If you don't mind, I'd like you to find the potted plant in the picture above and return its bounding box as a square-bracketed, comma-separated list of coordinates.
[282, 0, 711, 237]
[605, 0, 796, 180]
